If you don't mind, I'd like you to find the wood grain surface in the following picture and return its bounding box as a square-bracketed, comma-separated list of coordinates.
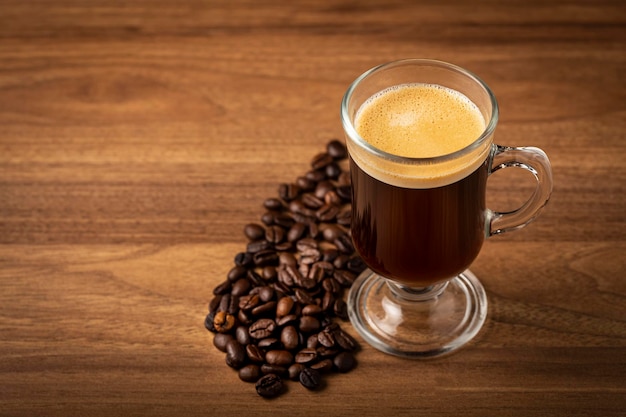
[1, 1, 625, 416]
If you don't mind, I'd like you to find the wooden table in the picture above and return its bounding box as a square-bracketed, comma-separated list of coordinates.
[1, 1, 624, 416]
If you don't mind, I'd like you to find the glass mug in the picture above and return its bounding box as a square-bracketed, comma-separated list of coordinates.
[341, 59, 553, 358]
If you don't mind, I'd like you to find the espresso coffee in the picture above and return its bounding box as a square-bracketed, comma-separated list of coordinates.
[351, 83, 489, 286]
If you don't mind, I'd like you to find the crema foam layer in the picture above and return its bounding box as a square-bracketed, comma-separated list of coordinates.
[351, 83, 492, 188]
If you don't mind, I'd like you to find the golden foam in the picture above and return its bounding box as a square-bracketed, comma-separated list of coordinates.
[351, 83, 492, 188]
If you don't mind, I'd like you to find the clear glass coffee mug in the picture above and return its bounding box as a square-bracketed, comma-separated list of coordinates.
[341, 59, 553, 358]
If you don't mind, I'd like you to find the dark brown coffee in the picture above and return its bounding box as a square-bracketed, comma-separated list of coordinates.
[350, 156, 488, 287]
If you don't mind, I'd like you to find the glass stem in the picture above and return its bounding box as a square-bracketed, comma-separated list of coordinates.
[386, 280, 449, 301]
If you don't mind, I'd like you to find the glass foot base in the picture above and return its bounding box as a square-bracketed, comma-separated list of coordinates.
[347, 269, 488, 359]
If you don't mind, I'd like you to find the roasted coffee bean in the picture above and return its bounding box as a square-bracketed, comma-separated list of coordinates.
[316, 346, 340, 358]
[327, 139, 347, 159]
[307, 263, 325, 282]
[317, 328, 335, 348]
[238, 309, 253, 325]
[244, 223, 266, 241]
[246, 344, 265, 363]
[294, 288, 315, 305]
[231, 278, 251, 297]
[263, 198, 283, 211]
[253, 249, 278, 267]
[225, 339, 246, 369]
[272, 281, 292, 297]
[235, 252, 254, 267]
[298, 277, 317, 290]
[322, 225, 344, 242]
[287, 222, 307, 242]
[334, 234, 355, 254]
[311, 152, 334, 170]
[255, 374, 284, 398]
[314, 181, 335, 199]
[297, 236, 319, 251]
[334, 351, 357, 373]
[236, 326, 251, 346]
[213, 280, 232, 296]
[255, 286, 275, 303]
[299, 367, 322, 390]
[308, 222, 320, 239]
[305, 169, 326, 183]
[295, 348, 318, 364]
[213, 311, 236, 333]
[301, 193, 325, 209]
[280, 325, 300, 350]
[273, 213, 295, 228]
[227, 265, 248, 281]
[310, 358, 334, 373]
[336, 184, 352, 201]
[333, 328, 359, 351]
[333, 270, 356, 287]
[265, 350, 294, 367]
[257, 337, 282, 351]
[265, 225, 285, 244]
[322, 248, 339, 262]
[334, 298, 348, 320]
[325, 163, 342, 180]
[278, 183, 300, 201]
[317, 204, 340, 222]
[347, 256, 367, 274]
[213, 333, 233, 352]
[302, 304, 323, 316]
[306, 334, 319, 349]
[249, 318, 277, 339]
[288, 363, 306, 381]
[276, 296, 295, 317]
[296, 175, 316, 191]
[208, 295, 222, 314]
[261, 211, 276, 226]
[204, 312, 216, 332]
[218, 293, 238, 315]
[322, 277, 341, 294]
[247, 239, 272, 254]
[337, 171, 351, 186]
[299, 316, 321, 333]
[276, 314, 299, 327]
[262, 266, 277, 281]
[251, 300, 277, 317]
[239, 364, 261, 383]
[277, 265, 302, 288]
[279, 252, 297, 267]
[275, 241, 293, 251]
[289, 200, 315, 217]
[322, 291, 335, 312]
[242, 289, 261, 306]
[333, 254, 350, 269]
[336, 209, 352, 226]
[260, 364, 288, 377]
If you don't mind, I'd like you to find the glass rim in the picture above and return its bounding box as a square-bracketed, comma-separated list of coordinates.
[340, 58, 499, 164]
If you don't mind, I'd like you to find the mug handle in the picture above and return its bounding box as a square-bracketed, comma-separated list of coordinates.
[487, 144, 554, 236]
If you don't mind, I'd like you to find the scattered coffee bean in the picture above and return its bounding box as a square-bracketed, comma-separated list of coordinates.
[213, 311, 236, 333]
[225, 339, 246, 369]
[244, 223, 265, 241]
[206, 140, 361, 398]
[239, 364, 262, 383]
[213, 333, 233, 352]
[299, 367, 322, 390]
[327, 139, 347, 159]
[334, 351, 357, 373]
[288, 363, 306, 381]
[256, 374, 284, 398]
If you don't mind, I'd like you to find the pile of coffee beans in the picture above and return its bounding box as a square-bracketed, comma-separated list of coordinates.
[205, 139, 365, 398]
